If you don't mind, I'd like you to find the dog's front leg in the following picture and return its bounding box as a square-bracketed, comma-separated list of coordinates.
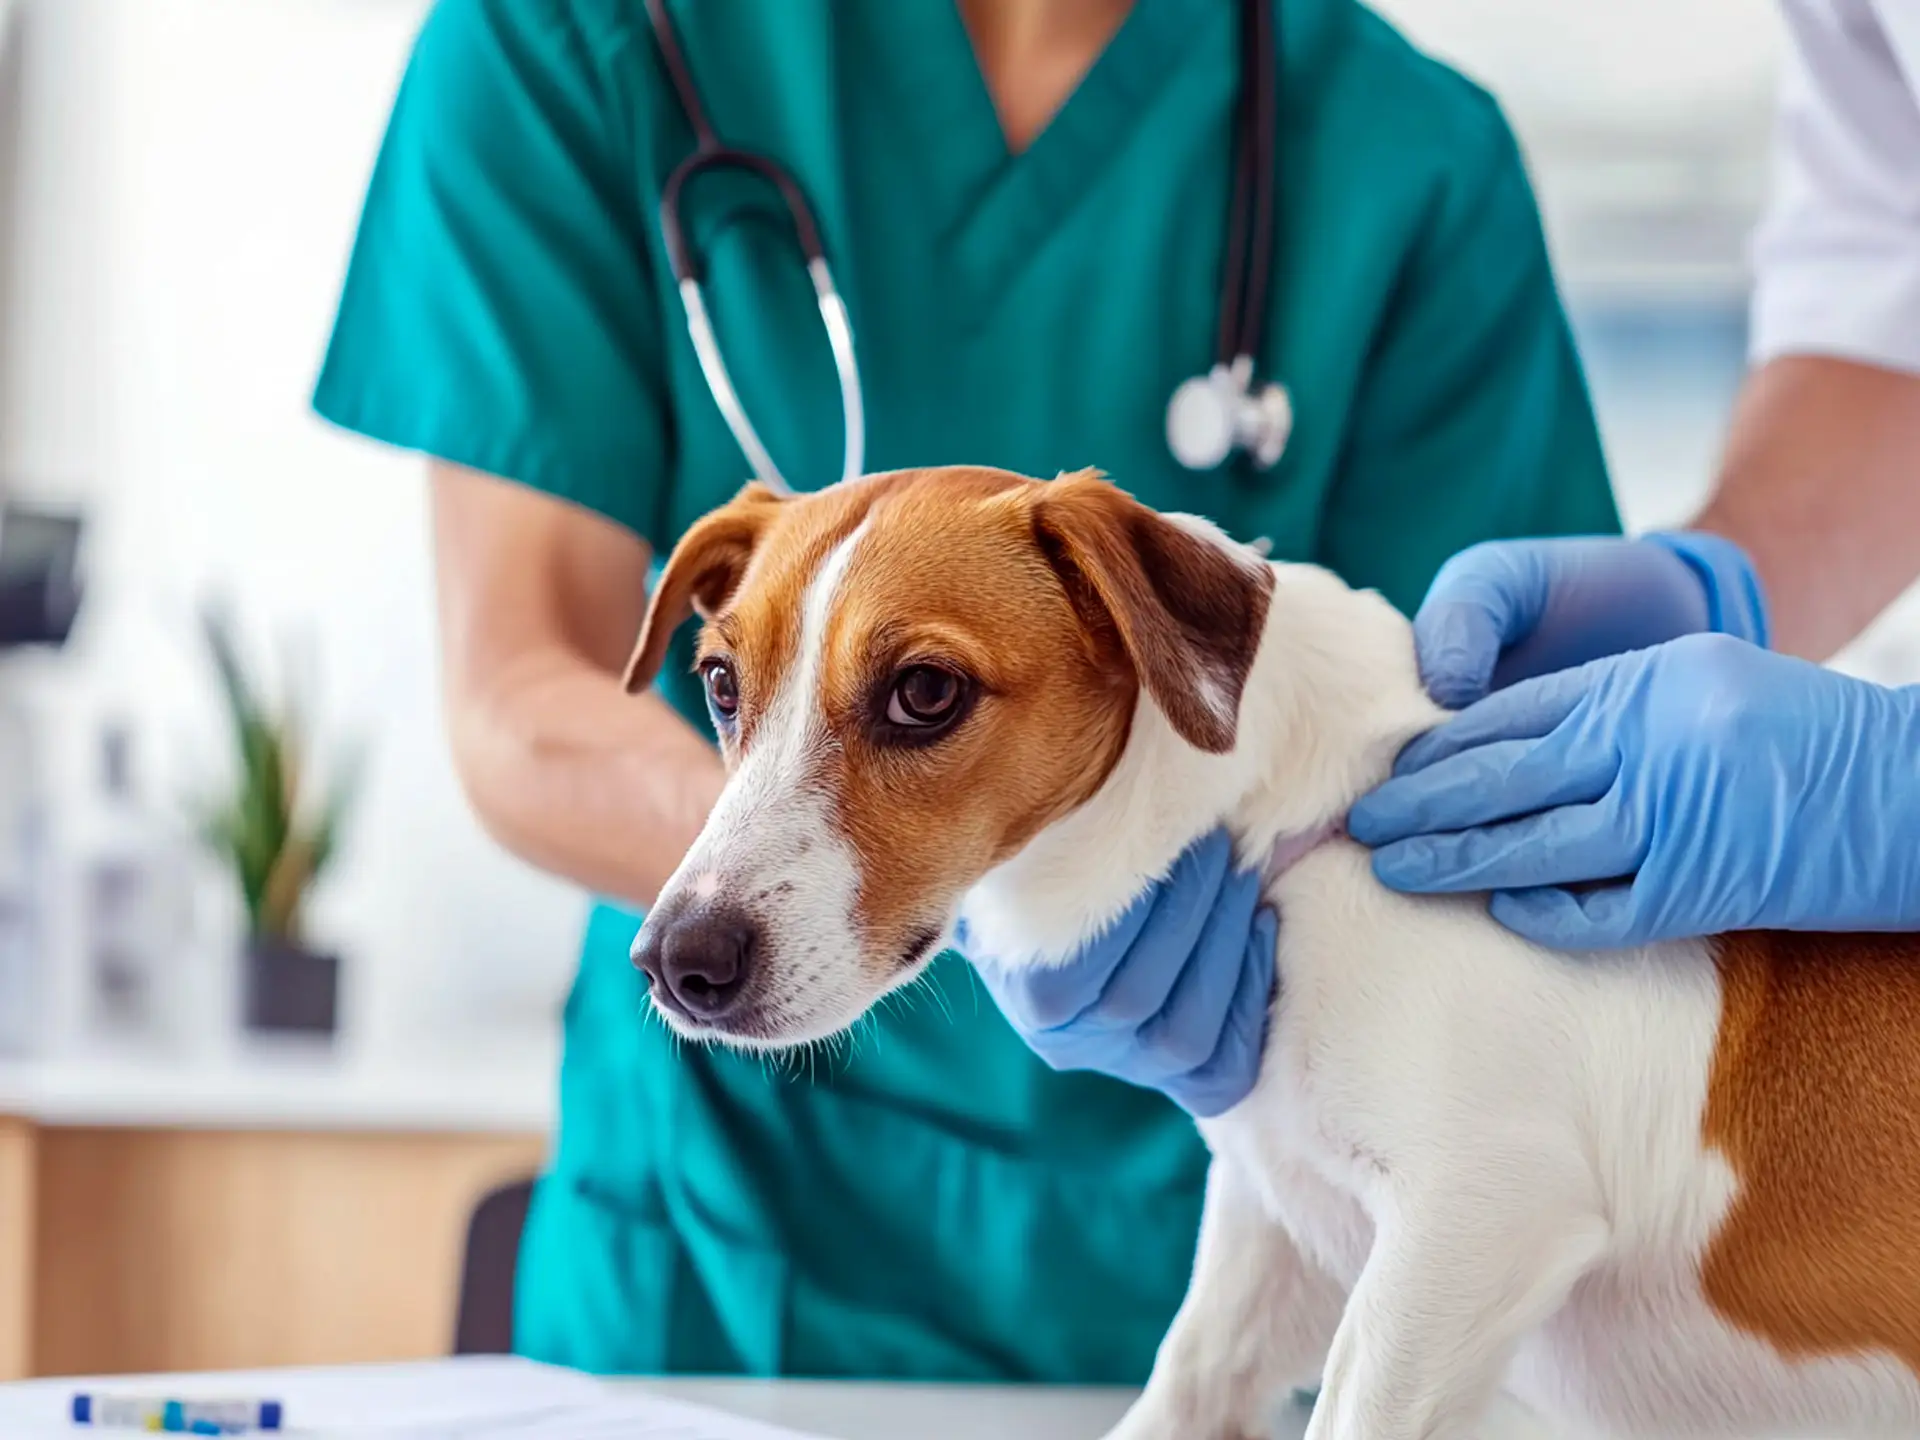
[1103, 1156, 1345, 1440]
[1302, 1176, 1608, 1440]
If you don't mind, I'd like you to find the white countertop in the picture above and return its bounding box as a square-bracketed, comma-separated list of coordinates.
[627, 1378, 1554, 1440]
[627, 1378, 1143, 1440]
[0, 1028, 559, 1133]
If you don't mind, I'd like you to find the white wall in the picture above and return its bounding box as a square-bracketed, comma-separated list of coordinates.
[0, 0, 106, 498]
[3, 0, 585, 1053]
[1378, 0, 1786, 300]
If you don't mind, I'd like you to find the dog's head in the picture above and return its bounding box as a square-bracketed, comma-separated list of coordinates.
[624, 466, 1274, 1048]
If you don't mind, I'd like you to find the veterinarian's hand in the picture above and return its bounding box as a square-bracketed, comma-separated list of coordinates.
[960, 828, 1278, 1118]
[1349, 634, 1920, 946]
[1410, 533, 1769, 708]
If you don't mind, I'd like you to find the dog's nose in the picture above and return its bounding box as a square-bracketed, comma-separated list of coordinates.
[632, 907, 757, 1022]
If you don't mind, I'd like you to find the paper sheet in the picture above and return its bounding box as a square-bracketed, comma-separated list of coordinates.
[0, 1357, 827, 1439]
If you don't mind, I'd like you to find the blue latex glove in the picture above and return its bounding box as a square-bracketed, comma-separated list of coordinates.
[959, 828, 1279, 1118]
[1412, 532, 1770, 708]
[1349, 634, 1920, 947]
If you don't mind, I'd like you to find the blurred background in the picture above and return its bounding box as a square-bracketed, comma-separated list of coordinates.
[0, 0, 1910, 1386]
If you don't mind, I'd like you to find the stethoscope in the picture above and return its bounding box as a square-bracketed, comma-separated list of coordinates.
[645, 0, 1291, 497]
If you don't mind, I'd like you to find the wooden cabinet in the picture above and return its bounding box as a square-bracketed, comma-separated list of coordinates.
[0, 1119, 35, 1380]
[0, 1048, 552, 1378]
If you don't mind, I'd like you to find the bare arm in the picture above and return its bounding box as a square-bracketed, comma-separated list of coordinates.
[1693, 6, 1920, 661]
[431, 462, 723, 909]
[1690, 356, 1920, 662]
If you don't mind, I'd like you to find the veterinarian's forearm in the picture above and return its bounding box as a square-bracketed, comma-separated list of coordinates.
[1689, 356, 1920, 662]
[447, 649, 725, 909]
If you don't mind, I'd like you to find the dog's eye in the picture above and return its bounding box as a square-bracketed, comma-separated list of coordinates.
[886, 665, 964, 728]
[701, 658, 740, 719]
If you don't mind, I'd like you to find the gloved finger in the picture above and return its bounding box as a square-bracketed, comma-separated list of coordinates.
[1412, 545, 1552, 710]
[1073, 828, 1238, 1035]
[1021, 1022, 1132, 1076]
[1486, 540, 1712, 690]
[1413, 598, 1506, 710]
[1368, 797, 1639, 896]
[1170, 906, 1280, 1119]
[973, 892, 1154, 1031]
[1131, 863, 1267, 1083]
[992, 828, 1234, 1033]
[1350, 732, 1616, 848]
[1391, 661, 1602, 778]
[1489, 881, 1650, 951]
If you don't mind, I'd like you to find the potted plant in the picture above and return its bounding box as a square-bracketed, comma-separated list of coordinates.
[193, 602, 359, 1037]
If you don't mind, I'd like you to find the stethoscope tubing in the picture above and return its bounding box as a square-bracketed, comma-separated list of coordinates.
[646, 0, 1280, 493]
[647, 0, 864, 495]
[1222, 0, 1277, 371]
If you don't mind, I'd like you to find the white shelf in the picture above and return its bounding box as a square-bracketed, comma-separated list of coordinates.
[0, 1026, 559, 1133]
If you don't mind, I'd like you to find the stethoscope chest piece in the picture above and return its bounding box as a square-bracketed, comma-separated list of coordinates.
[1166, 360, 1293, 472]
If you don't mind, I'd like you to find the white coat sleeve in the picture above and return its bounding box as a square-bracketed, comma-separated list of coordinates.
[1749, 0, 1920, 374]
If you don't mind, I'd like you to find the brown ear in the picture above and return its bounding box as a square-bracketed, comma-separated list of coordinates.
[1032, 470, 1273, 753]
[621, 484, 782, 695]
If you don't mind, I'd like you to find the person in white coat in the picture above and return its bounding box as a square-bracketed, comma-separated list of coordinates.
[1348, 0, 1920, 948]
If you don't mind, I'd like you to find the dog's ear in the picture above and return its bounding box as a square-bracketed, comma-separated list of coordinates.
[622, 483, 783, 695]
[1032, 470, 1273, 753]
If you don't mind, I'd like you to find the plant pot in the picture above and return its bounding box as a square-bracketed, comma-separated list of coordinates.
[242, 934, 339, 1037]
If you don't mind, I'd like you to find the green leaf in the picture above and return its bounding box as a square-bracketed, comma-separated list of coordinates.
[195, 598, 361, 941]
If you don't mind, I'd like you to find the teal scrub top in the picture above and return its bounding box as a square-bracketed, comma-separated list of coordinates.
[314, 0, 1619, 1385]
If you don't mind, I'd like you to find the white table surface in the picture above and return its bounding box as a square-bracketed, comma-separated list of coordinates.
[626, 1378, 1147, 1440]
[627, 1379, 1556, 1440]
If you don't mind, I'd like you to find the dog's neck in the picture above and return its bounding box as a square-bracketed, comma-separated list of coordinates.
[961, 561, 1445, 962]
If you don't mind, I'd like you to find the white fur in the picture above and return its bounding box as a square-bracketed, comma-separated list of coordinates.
[637, 527, 873, 1047]
[965, 515, 1920, 1440]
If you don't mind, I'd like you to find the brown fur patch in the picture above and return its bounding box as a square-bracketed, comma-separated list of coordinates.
[1701, 930, 1920, 1374]
[817, 469, 1144, 961]
[1034, 471, 1274, 753]
[622, 482, 784, 694]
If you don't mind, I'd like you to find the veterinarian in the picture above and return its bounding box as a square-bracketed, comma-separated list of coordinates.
[314, 0, 1621, 1384]
[1017, 0, 1920, 1142]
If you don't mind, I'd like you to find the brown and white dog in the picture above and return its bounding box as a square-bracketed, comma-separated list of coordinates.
[625, 465, 1920, 1440]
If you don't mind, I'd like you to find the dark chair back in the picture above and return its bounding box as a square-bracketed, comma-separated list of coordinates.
[454, 1176, 536, 1355]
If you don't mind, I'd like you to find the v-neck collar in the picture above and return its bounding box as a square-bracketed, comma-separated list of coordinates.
[876, 0, 1218, 314]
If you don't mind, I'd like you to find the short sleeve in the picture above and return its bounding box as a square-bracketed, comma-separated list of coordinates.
[312, 0, 669, 537]
[1316, 107, 1619, 616]
[1748, 0, 1920, 375]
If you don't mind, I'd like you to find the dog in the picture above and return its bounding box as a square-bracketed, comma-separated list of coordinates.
[624, 465, 1920, 1440]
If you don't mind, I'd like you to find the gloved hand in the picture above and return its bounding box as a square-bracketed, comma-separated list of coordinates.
[1348, 634, 1920, 947]
[1412, 532, 1769, 709]
[959, 828, 1278, 1118]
